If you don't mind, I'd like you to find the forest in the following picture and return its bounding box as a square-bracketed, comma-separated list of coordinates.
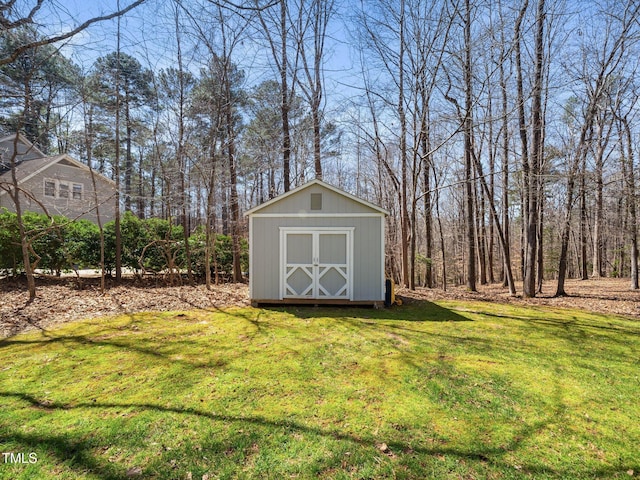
[1, 0, 639, 299]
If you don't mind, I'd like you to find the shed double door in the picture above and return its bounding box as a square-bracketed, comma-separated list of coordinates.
[281, 228, 352, 300]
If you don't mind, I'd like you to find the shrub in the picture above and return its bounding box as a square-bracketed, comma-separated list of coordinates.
[61, 220, 101, 269]
[0, 209, 246, 280]
[0, 208, 21, 273]
[103, 213, 185, 273]
[189, 229, 248, 278]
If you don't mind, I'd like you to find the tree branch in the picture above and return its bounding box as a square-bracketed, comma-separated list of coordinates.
[0, 0, 147, 66]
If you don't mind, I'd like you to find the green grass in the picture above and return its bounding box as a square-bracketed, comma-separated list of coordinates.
[0, 300, 638, 479]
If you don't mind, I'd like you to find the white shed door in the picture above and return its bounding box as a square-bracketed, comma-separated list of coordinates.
[282, 229, 352, 300]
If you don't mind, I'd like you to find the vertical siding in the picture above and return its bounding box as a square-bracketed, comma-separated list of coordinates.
[251, 216, 383, 301]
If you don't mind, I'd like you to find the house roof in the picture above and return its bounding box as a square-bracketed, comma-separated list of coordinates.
[0, 134, 116, 195]
[0, 132, 45, 158]
[244, 178, 389, 216]
[0, 133, 46, 176]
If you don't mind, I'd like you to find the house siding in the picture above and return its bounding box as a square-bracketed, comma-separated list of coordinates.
[0, 162, 116, 223]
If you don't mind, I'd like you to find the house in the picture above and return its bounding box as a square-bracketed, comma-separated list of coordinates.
[0, 133, 116, 223]
[244, 178, 389, 306]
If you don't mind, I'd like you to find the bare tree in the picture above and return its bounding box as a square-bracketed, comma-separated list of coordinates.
[255, 0, 299, 192]
[556, 0, 640, 296]
[294, 0, 335, 181]
[0, 0, 147, 66]
[173, 3, 195, 285]
[620, 114, 639, 289]
[523, 0, 545, 297]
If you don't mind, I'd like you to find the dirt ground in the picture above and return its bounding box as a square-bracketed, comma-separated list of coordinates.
[1, 276, 639, 338]
[397, 277, 640, 318]
[0, 276, 251, 339]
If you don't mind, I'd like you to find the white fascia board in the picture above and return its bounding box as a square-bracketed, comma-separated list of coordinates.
[244, 178, 389, 217]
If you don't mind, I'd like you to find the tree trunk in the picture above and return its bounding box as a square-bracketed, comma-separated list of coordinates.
[524, 0, 545, 297]
[621, 116, 639, 289]
[433, 164, 447, 291]
[592, 120, 607, 278]
[499, 26, 511, 289]
[487, 80, 496, 285]
[398, 0, 410, 288]
[8, 134, 36, 299]
[515, 0, 530, 287]
[175, 8, 194, 286]
[579, 153, 588, 280]
[280, 0, 292, 192]
[204, 142, 217, 289]
[463, 0, 476, 292]
[224, 60, 242, 283]
[124, 102, 133, 212]
[536, 195, 544, 293]
[422, 121, 433, 289]
[477, 183, 487, 285]
[84, 100, 106, 294]
[114, 23, 122, 283]
[556, 155, 580, 296]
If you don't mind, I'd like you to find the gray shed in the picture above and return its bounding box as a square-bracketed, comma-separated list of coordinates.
[244, 179, 389, 306]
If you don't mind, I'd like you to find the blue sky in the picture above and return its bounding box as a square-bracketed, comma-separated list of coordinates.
[41, 0, 361, 105]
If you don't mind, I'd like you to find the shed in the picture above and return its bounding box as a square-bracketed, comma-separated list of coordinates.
[244, 179, 389, 306]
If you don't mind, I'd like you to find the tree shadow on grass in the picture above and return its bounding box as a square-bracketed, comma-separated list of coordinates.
[266, 298, 472, 323]
[0, 390, 635, 480]
[0, 303, 636, 478]
[0, 314, 233, 372]
[469, 309, 640, 336]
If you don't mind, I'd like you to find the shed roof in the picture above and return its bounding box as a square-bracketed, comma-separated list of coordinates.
[244, 178, 389, 217]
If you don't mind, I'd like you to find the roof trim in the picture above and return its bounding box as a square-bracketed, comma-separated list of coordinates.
[0, 153, 116, 198]
[20, 153, 117, 187]
[243, 178, 389, 216]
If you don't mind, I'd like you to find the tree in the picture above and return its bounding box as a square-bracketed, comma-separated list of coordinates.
[187, 1, 250, 283]
[443, 0, 477, 292]
[244, 80, 304, 201]
[93, 52, 153, 213]
[255, 0, 297, 192]
[0, 0, 147, 67]
[294, 0, 335, 180]
[523, 0, 546, 298]
[0, 26, 79, 152]
[556, 0, 640, 296]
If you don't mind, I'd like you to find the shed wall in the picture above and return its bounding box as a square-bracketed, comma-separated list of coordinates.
[250, 215, 383, 301]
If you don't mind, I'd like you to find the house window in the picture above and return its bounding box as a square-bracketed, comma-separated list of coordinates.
[72, 183, 83, 200]
[44, 180, 55, 197]
[43, 178, 84, 200]
[59, 182, 69, 199]
[310, 193, 322, 210]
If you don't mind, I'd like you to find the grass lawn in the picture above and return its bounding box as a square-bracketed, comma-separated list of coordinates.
[0, 299, 638, 479]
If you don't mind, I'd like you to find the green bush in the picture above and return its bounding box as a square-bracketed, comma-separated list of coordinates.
[0, 208, 21, 273]
[0, 209, 246, 279]
[103, 212, 185, 273]
[61, 220, 101, 269]
[0, 210, 67, 274]
[189, 229, 248, 277]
